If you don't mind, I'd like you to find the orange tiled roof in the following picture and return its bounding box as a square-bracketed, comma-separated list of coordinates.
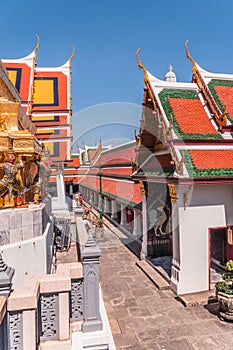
[158, 89, 222, 140]
[101, 167, 132, 176]
[189, 150, 233, 169]
[169, 98, 218, 135]
[79, 174, 141, 205]
[96, 142, 136, 166]
[213, 85, 233, 119]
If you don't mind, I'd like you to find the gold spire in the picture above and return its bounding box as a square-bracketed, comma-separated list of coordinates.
[185, 40, 197, 75]
[34, 33, 40, 54]
[220, 103, 227, 124]
[136, 48, 148, 83]
[28, 34, 40, 116]
[68, 44, 75, 64]
[185, 40, 226, 128]
[169, 64, 173, 72]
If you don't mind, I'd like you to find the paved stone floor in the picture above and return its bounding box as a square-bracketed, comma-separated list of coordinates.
[97, 224, 233, 350]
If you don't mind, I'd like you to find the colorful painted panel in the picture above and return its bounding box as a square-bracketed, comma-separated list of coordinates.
[42, 140, 69, 160]
[4, 63, 31, 101]
[32, 115, 70, 128]
[36, 128, 68, 138]
[33, 72, 67, 111]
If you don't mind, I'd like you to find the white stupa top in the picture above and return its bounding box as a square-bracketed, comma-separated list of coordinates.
[164, 65, 177, 82]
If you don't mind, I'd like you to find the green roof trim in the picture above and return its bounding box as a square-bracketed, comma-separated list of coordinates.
[158, 89, 223, 140]
[184, 150, 233, 178]
[208, 79, 233, 124]
[133, 167, 174, 178]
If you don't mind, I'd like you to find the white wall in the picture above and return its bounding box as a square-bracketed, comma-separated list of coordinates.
[1, 222, 53, 290]
[177, 205, 225, 295]
[190, 183, 233, 225]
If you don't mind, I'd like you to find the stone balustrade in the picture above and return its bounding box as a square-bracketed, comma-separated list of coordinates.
[4, 261, 84, 350]
[0, 296, 7, 349]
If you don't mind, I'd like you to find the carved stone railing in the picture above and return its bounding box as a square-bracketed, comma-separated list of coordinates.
[56, 262, 84, 328]
[0, 296, 7, 349]
[5, 261, 84, 350]
[0, 220, 104, 349]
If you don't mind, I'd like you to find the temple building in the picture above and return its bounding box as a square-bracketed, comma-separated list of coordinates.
[132, 43, 233, 295]
[77, 140, 143, 237]
[80, 43, 233, 297]
[0, 54, 115, 350]
[2, 36, 78, 196]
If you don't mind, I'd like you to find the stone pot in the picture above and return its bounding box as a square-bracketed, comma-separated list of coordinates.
[216, 290, 233, 321]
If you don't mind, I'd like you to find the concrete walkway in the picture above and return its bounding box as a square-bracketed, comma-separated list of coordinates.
[96, 221, 233, 350]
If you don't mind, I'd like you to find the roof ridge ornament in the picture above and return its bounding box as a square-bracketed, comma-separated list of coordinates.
[34, 33, 40, 54]
[185, 40, 197, 75]
[185, 39, 227, 129]
[68, 44, 75, 64]
[136, 48, 148, 83]
[220, 103, 227, 124]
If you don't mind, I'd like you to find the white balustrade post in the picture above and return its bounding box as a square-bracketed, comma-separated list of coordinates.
[140, 188, 147, 260]
[82, 231, 102, 332]
[111, 200, 118, 220]
[120, 204, 126, 226]
[133, 210, 141, 236]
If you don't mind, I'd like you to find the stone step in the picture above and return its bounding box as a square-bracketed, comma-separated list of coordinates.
[136, 260, 170, 290]
[177, 290, 217, 307]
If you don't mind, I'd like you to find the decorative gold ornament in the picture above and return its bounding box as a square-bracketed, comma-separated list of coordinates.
[139, 180, 146, 196]
[183, 185, 193, 210]
[227, 226, 233, 245]
[185, 40, 226, 128]
[136, 48, 149, 83]
[168, 183, 177, 204]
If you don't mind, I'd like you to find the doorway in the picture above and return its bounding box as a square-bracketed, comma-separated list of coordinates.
[209, 227, 233, 290]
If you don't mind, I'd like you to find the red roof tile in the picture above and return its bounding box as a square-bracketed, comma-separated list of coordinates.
[214, 85, 233, 119]
[102, 167, 132, 176]
[96, 145, 136, 166]
[79, 175, 141, 204]
[169, 98, 219, 134]
[189, 150, 233, 169]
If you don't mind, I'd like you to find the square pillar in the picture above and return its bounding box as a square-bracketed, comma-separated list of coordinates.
[82, 232, 102, 332]
[111, 200, 118, 220]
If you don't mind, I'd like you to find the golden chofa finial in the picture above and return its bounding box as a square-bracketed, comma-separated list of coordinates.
[185, 40, 197, 75]
[34, 33, 40, 53]
[68, 44, 75, 63]
[136, 48, 148, 83]
[220, 103, 227, 124]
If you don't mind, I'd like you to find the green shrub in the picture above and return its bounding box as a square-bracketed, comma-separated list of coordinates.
[216, 281, 228, 293]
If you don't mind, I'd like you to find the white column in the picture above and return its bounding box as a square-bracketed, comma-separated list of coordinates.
[89, 191, 93, 206]
[120, 204, 126, 226]
[111, 200, 118, 220]
[133, 210, 141, 236]
[94, 191, 98, 207]
[104, 197, 108, 213]
[140, 192, 147, 260]
[107, 199, 111, 214]
[69, 184, 73, 196]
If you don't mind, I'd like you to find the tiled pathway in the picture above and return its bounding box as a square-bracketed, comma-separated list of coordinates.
[97, 225, 233, 350]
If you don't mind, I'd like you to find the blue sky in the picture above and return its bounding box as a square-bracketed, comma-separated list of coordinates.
[1, 0, 233, 146]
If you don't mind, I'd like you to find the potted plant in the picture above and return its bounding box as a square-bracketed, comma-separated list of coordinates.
[216, 260, 233, 321]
